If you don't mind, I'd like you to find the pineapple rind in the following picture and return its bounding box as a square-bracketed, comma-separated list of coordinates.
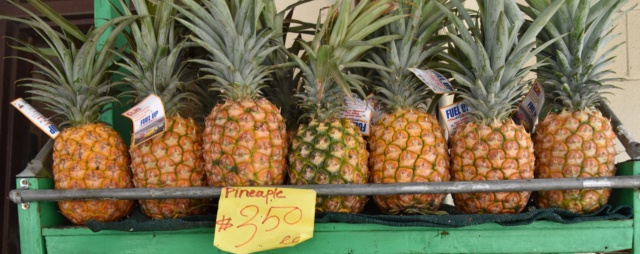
[450, 120, 534, 214]
[289, 119, 369, 213]
[54, 123, 135, 224]
[130, 116, 208, 219]
[534, 110, 616, 214]
[203, 99, 287, 187]
[369, 110, 450, 214]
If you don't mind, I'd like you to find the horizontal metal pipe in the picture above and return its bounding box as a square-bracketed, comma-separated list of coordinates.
[10, 176, 640, 203]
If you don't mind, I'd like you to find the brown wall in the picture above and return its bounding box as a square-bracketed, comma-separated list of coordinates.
[0, 1, 93, 253]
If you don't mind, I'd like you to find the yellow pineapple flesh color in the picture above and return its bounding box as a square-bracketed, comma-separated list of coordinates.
[450, 120, 534, 214]
[369, 110, 450, 214]
[203, 98, 287, 186]
[534, 110, 617, 213]
[53, 123, 134, 224]
[289, 119, 369, 213]
[130, 116, 208, 219]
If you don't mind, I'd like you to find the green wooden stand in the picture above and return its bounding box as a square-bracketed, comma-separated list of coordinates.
[16, 161, 640, 254]
[38, 220, 636, 253]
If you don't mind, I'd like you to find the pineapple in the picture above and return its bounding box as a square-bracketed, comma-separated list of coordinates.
[367, 0, 451, 214]
[435, 0, 562, 214]
[173, 0, 287, 187]
[116, 0, 207, 219]
[2, 0, 137, 224]
[523, 0, 628, 214]
[288, 0, 402, 213]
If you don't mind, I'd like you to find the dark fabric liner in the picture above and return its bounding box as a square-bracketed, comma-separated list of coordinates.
[85, 204, 632, 232]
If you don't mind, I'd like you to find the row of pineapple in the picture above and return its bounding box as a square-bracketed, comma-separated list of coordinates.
[4, 0, 626, 224]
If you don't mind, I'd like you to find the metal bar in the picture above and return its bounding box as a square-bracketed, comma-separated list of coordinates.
[9, 176, 640, 203]
[597, 103, 640, 160]
[16, 139, 53, 178]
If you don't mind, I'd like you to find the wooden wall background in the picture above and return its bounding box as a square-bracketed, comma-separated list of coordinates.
[0, 1, 93, 253]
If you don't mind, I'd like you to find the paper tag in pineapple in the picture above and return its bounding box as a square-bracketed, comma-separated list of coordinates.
[340, 96, 379, 136]
[11, 98, 60, 139]
[408, 68, 454, 94]
[440, 101, 472, 137]
[512, 80, 545, 132]
[367, 97, 384, 124]
[214, 187, 316, 253]
[122, 94, 166, 146]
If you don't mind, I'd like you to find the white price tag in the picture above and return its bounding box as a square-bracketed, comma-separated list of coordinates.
[512, 80, 545, 132]
[122, 94, 166, 146]
[11, 98, 60, 139]
[408, 68, 454, 94]
[339, 96, 380, 136]
[439, 101, 473, 137]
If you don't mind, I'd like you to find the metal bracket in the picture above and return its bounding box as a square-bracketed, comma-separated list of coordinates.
[597, 103, 640, 160]
[18, 178, 30, 210]
[19, 179, 30, 189]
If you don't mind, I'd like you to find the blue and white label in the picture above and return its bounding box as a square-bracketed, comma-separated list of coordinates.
[408, 68, 454, 94]
[11, 98, 60, 139]
[339, 96, 381, 136]
[439, 101, 473, 137]
[512, 80, 544, 132]
[122, 94, 166, 146]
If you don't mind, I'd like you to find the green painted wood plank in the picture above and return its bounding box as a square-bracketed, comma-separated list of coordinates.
[627, 160, 640, 254]
[611, 161, 636, 207]
[42, 220, 633, 254]
[17, 178, 66, 254]
[611, 160, 640, 254]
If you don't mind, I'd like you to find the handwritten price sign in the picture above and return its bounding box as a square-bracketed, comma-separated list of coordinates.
[214, 187, 316, 253]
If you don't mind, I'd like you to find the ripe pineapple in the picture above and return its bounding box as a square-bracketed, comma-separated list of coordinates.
[117, 0, 207, 219]
[435, 0, 562, 214]
[367, 0, 451, 214]
[173, 0, 287, 187]
[2, 1, 137, 224]
[288, 0, 402, 213]
[523, 0, 628, 214]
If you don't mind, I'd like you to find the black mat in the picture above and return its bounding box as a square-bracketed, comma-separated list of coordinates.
[85, 203, 632, 232]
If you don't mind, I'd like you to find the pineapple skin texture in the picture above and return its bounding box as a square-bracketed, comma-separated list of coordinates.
[53, 123, 134, 224]
[203, 99, 287, 186]
[369, 110, 450, 214]
[534, 110, 617, 214]
[130, 116, 208, 219]
[450, 120, 534, 214]
[289, 119, 370, 213]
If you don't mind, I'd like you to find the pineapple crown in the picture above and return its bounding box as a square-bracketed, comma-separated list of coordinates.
[260, 1, 314, 131]
[368, 0, 451, 113]
[113, 0, 197, 117]
[291, 0, 404, 122]
[522, 0, 630, 112]
[435, 0, 563, 124]
[2, 0, 136, 128]
[172, 0, 280, 102]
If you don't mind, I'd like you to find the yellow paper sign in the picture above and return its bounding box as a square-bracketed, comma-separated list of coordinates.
[214, 187, 316, 253]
